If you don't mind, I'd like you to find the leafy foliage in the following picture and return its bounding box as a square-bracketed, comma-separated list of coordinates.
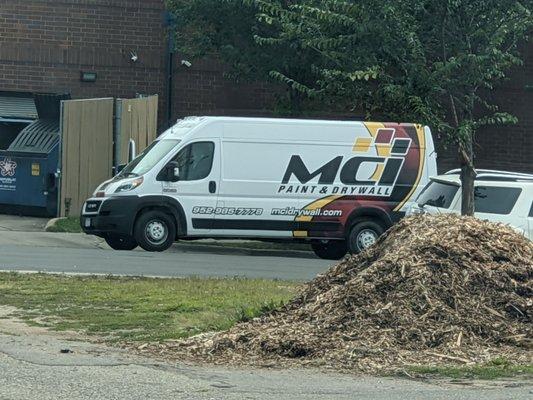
[166, 0, 532, 212]
[166, 0, 531, 140]
[248, 0, 531, 143]
[165, 0, 322, 113]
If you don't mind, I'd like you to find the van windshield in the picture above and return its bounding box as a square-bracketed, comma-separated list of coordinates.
[417, 180, 459, 209]
[119, 139, 180, 177]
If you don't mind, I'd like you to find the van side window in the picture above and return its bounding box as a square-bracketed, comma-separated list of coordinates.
[529, 202, 533, 217]
[172, 142, 214, 181]
[474, 186, 521, 215]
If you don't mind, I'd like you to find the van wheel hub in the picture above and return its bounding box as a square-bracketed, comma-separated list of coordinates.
[357, 229, 378, 249]
[146, 221, 168, 244]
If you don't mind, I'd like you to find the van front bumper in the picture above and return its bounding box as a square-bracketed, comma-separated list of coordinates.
[81, 196, 138, 238]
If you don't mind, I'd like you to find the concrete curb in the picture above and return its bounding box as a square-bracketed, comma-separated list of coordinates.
[44, 217, 64, 232]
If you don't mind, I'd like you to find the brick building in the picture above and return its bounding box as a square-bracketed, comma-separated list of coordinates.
[0, 0, 531, 173]
[0, 0, 274, 126]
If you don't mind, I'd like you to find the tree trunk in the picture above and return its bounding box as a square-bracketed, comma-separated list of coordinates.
[459, 138, 476, 216]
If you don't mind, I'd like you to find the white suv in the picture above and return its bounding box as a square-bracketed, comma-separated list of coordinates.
[408, 169, 533, 239]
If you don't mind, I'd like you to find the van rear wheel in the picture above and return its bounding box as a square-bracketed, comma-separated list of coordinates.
[311, 240, 347, 260]
[348, 219, 384, 254]
[134, 210, 176, 252]
[104, 234, 138, 251]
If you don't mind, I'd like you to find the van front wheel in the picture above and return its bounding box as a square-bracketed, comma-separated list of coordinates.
[311, 240, 347, 260]
[134, 210, 176, 252]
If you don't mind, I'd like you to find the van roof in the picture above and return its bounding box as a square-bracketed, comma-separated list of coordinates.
[178, 116, 425, 127]
[159, 116, 431, 143]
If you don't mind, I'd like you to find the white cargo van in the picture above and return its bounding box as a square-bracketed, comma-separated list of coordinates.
[81, 117, 437, 259]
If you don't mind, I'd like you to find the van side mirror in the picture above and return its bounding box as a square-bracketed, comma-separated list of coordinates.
[114, 164, 126, 176]
[156, 161, 181, 182]
[166, 161, 180, 182]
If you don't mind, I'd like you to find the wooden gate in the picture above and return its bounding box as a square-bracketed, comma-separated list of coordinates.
[116, 95, 158, 165]
[60, 98, 114, 217]
[59, 96, 158, 217]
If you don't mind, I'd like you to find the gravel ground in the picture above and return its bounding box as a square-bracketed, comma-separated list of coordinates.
[0, 311, 531, 400]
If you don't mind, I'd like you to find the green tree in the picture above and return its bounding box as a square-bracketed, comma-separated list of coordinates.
[166, 0, 531, 214]
[244, 0, 532, 215]
[165, 0, 322, 113]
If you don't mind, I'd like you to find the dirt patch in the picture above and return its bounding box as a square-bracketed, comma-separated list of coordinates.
[0, 305, 84, 340]
[153, 215, 532, 372]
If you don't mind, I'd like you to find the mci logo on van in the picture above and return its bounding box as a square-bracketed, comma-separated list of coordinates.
[278, 128, 413, 197]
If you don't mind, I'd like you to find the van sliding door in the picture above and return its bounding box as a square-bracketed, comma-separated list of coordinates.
[213, 133, 303, 238]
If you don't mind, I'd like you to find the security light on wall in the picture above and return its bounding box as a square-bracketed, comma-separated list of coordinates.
[130, 51, 139, 63]
[181, 60, 192, 68]
[80, 72, 97, 82]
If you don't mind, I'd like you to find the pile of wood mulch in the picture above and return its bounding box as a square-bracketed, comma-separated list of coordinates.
[147, 215, 533, 372]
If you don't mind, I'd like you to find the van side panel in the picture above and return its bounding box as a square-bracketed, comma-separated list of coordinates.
[211, 123, 309, 238]
[296, 123, 428, 238]
[199, 120, 432, 240]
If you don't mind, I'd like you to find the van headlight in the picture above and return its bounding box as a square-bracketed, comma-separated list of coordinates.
[93, 178, 112, 196]
[115, 177, 144, 193]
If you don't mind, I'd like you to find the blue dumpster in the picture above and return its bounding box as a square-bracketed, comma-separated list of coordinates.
[0, 94, 69, 217]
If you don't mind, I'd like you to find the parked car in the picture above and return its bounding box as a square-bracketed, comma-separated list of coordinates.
[408, 169, 533, 239]
[81, 116, 437, 259]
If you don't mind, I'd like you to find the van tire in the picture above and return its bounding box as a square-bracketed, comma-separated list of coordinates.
[104, 234, 138, 251]
[347, 219, 385, 254]
[134, 210, 176, 252]
[311, 240, 348, 260]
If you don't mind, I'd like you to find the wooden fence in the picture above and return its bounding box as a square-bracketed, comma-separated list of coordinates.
[59, 95, 158, 217]
[60, 98, 114, 217]
[116, 95, 158, 165]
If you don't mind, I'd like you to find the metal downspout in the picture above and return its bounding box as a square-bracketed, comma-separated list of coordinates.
[165, 12, 176, 128]
[114, 99, 123, 171]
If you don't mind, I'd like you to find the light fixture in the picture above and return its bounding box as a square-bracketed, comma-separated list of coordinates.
[80, 71, 97, 83]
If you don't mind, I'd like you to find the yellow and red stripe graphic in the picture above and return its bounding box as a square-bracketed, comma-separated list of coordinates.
[291, 123, 426, 237]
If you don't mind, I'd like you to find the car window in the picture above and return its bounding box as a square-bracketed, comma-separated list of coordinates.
[417, 181, 459, 209]
[172, 142, 214, 181]
[529, 202, 533, 217]
[474, 186, 522, 215]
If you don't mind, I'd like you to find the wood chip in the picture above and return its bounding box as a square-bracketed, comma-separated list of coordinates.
[152, 215, 533, 373]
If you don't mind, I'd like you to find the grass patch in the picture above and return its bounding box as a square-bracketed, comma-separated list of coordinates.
[408, 358, 533, 380]
[46, 217, 81, 233]
[0, 272, 299, 342]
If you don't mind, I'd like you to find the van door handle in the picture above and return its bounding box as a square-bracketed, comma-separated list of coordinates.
[209, 181, 217, 194]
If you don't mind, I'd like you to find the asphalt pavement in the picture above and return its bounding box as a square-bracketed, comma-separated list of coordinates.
[0, 241, 330, 281]
[0, 215, 331, 280]
[1, 313, 531, 400]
